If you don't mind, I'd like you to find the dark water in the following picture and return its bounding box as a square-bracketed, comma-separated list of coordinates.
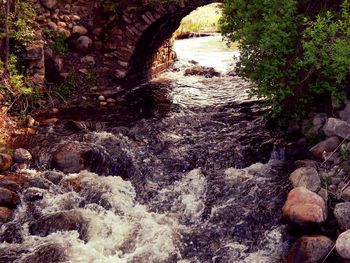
[0, 36, 293, 262]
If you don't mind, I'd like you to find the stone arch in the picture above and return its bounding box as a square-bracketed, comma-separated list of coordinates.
[109, 1, 221, 86]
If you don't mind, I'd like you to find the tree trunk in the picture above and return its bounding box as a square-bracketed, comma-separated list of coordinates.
[3, 0, 11, 75]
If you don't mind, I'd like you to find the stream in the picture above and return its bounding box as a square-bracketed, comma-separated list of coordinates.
[0, 35, 294, 262]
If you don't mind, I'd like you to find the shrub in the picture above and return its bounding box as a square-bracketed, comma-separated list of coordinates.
[220, 0, 350, 119]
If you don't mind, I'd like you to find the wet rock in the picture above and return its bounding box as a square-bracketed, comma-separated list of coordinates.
[289, 167, 321, 192]
[50, 142, 113, 175]
[0, 173, 30, 191]
[24, 188, 45, 202]
[13, 148, 32, 163]
[40, 0, 57, 10]
[309, 136, 340, 159]
[43, 171, 63, 184]
[72, 25, 88, 36]
[288, 235, 334, 263]
[0, 187, 20, 208]
[64, 120, 86, 131]
[334, 202, 350, 231]
[0, 206, 13, 223]
[22, 243, 67, 263]
[336, 230, 350, 260]
[282, 187, 327, 226]
[294, 160, 318, 169]
[340, 104, 350, 123]
[29, 210, 88, 239]
[0, 153, 13, 172]
[323, 118, 350, 139]
[184, 66, 221, 78]
[51, 143, 91, 173]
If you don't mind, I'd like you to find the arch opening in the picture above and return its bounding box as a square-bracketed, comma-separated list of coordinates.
[123, 1, 222, 87]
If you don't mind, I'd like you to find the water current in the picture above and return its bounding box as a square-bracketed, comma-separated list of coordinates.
[0, 35, 293, 263]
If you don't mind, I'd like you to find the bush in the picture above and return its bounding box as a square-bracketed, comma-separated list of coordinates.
[220, 0, 350, 119]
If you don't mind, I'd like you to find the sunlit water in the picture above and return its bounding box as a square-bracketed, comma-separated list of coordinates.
[173, 34, 239, 73]
[0, 35, 293, 263]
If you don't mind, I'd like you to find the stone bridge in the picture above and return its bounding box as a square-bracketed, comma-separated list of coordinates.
[108, 0, 222, 86]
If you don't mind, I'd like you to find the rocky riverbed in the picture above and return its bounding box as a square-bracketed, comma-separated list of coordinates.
[0, 61, 301, 263]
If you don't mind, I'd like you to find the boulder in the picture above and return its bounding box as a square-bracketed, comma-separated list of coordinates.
[309, 136, 340, 159]
[289, 167, 321, 192]
[40, 0, 57, 10]
[80, 55, 95, 65]
[72, 25, 88, 36]
[294, 160, 318, 169]
[282, 187, 327, 226]
[323, 118, 350, 139]
[23, 45, 43, 60]
[339, 104, 350, 123]
[0, 153, 13, 172]
[288, 235, 334, 263]
[13, 148, 32, 163]
[341, 187, 350, 202]
[313, 113, 328, 127]
[0, 187, 20, 208]
[334, 202, 350, 231]
[75, 36, 92, 53]
[51, 143, 91, 173]
[184, 66, 221, 78]
[336, 230, 350, 259]
[29, 210, 87, 239]
[0, 206, 13, 223]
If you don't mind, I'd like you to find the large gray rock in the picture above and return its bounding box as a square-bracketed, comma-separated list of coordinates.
[282, 187, 327, 226]
[336, 230, 350, 259]
[340, 104, 350, 123]
[288, 235, 334, 263]
[75, 36, 92, 53]
[323, 118, 350, 139]
[40, 0, 57, 10]
[309, 136, 340, 159]
[334, 202, 350, 231]
[289, 167, 321, 192]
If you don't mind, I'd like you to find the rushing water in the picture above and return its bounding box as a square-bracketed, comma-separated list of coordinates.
[0, 36, 293, 262]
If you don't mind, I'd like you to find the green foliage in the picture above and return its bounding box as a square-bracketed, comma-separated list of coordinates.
[43, 29, 68, 55]
[54, 70, 76, 99]
[175, 4, 222, 36]
[220, 0, 350, 118]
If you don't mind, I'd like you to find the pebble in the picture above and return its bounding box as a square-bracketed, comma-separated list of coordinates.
[98, 95, 106, 101]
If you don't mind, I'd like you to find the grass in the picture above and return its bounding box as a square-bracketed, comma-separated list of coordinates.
[175, 3, 222, 36]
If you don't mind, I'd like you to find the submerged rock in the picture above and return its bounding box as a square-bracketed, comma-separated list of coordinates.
[29, 210, 88, 239]
[184, 66, 220, 78]
[288, 235, 334, 263]
[334, 202, 350, 231]
[282, 187, 327, 226]
[289, 167, 321, 192]
[336, 230, 350, 260]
